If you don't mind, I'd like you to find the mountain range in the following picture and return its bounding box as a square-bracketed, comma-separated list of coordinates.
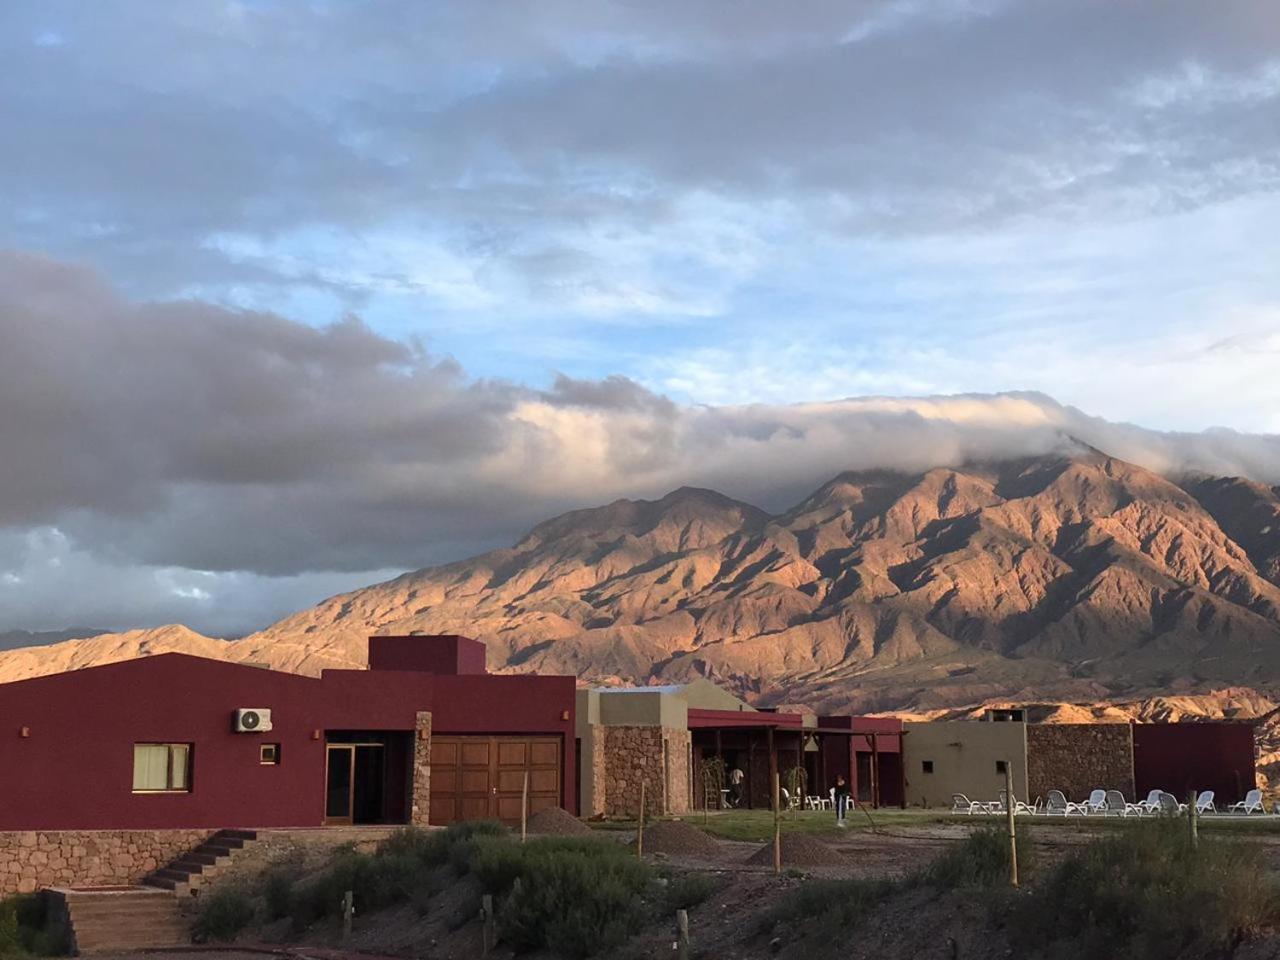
[5, 449, 1280, 728]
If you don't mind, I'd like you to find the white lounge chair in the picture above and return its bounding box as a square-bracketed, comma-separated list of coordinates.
[804, 794, 823, 810]
[952, 793, 988, 815]
[1155, 791, 1181, 816]
[1229, 789, 1265, 814]
[1176, 791, 1215, 815]
[1045, 790, 1086, 816]
[1082, 789, 1107, 815]
[1104, 790, 1141, 817]
[1137, 789, 1165, 815]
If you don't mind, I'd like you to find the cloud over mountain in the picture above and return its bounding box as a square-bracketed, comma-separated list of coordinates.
[3, 251, 1280, 631]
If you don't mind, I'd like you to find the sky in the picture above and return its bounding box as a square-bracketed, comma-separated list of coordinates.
[1, 0, 1279, 637]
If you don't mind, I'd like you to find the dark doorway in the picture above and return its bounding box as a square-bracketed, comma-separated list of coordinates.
[855, 751, 873, 803]
[324, 732, 409, 825]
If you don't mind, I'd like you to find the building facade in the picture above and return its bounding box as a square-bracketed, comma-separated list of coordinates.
[0, 635, 577, 833]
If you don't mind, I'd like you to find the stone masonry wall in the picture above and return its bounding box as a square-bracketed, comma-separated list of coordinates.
[602, 726, 693, 818]
[665, 728, 692, 815]
[410, 711, 432, 827]
[1027, 723, 1134, 803]
[0, 829, 209, 894]
[587, 729, 608, 817]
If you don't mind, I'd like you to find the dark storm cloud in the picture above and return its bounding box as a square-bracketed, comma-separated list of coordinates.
[4, 253, 1280, 581]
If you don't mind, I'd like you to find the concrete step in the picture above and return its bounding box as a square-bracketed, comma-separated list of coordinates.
[63, 889, 191, 953]
[179, 850, 228, 867]
[214, 828, 258, 842]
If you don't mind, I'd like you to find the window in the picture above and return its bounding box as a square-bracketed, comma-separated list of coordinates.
[995, 760, 1007, 774]
[132, 743, 191, 793]
[260, 743, 280, 765]
[922, 760, 934, 774]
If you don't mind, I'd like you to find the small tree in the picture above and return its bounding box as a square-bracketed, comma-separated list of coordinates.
[701, 756, 726, 810]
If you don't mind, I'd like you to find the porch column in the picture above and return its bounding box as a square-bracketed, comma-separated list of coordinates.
[410, 711, 433, 827]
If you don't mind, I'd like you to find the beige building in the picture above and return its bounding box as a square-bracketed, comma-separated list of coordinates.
[902, 720, 1028, 808]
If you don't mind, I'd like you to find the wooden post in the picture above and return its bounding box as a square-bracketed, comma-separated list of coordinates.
[767, 726, 777, 812]
[1188, 789, 1199, 849]
[870, 732, 880, 809]
[521, 769, 529, 843]
[1004, 762, 1018, 888]
[480, 894, 495, 956]
[772, 771, 782, 875]
[637, 779, 646, 858]
[675, 908, 690, 959]
[341, 889, 354, 941]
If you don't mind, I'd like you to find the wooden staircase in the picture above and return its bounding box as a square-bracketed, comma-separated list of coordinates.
[52, 887, 190, 954]
[141, 828, 259, 895]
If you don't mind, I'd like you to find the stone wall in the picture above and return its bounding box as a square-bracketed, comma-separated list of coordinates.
[1026, 723, 1134, 803]
[410, 711, 432, 827]
[586, 729, 608, 817]
[601, 726, 693, 818]
[0, 829, 209, 894]
[664, 728, 692, 815]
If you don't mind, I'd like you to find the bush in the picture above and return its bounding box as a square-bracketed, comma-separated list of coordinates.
[1008, 821, 1280, 959]
[261, 870, 295, 922]
[919, 826, 1030, 889]
[471, 836, 654, 958]
[767, 877, 896, 931]
[194, 885, 255, 942]
[0, 894, 70, 956]
[290, 821, 509, 929]
[663, 872, 720, 913]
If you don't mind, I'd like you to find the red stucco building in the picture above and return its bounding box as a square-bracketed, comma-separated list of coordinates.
[0, 635, 576, 832]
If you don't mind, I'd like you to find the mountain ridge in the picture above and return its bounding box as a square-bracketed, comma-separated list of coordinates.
[4, 452, 1280, 721]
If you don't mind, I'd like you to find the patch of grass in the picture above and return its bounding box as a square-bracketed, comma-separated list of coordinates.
[766, 877, 897, 933]
[471, 836, 654, 959]
[663, 872, 720, 912]
[194, 885, 255, 942]
[917, 826, 1031, 889]
[1008, 820, 1280, 959]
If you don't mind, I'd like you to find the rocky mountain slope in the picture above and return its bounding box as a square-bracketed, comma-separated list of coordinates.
[6, 452, 1280, 721]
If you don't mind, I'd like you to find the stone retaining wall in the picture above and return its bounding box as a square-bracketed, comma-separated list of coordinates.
[0, 829, 209, 895]
[1027, 723, 1134, 803]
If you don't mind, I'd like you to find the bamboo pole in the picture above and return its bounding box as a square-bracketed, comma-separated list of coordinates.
[521, 769, 528, 843]
[1188, 789, 1199, 849]
[1004, 762, 1018, 888]
[638, 779, 646, 858]
[772, 772, 782, 875]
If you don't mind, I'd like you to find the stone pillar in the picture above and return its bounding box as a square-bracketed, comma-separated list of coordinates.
[410, 711, 432, 827]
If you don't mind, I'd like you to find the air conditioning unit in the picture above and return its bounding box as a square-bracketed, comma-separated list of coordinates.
[233, 708, 273, 733]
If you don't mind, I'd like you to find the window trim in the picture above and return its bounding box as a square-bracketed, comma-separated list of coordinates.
[260, 743, 281, 765]
[132, 742, 193, 794]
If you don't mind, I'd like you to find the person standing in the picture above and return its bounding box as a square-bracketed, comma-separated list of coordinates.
[728, 765, 745, 808]
[833, 773, 852, 826]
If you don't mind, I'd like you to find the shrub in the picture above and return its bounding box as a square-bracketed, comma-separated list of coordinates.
[261, 870, 295, 921]
[1008, 821, 1280, 959]
[471, 836, 653, 958]
[194, 885, 255, 942]
[918, 826, 1030, 889]
[766, 877, 896, 931]
[663, 872, 720, 913]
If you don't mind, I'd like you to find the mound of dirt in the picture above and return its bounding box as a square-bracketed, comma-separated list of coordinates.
[526, 806, 593, 836]
[746, 833, 849, 867]
[634, 820, 724, 858]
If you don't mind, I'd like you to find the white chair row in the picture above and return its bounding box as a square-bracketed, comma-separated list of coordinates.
[954, 787, 1249, 818]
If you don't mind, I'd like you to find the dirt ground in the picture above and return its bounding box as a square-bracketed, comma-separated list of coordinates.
[104, 817, 1280, 960]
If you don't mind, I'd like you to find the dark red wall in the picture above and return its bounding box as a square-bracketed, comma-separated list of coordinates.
[0, 647, 576, 831]
[1133, 722, 1256, 805]
[369, 635, 487, 675]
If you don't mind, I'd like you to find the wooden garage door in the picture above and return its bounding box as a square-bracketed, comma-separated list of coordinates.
[430, 735, 561, 825]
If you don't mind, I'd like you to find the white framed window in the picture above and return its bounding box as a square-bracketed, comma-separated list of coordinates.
[132, 743, 192, 793]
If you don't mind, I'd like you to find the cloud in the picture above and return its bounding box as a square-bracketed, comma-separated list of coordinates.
[3, 252, 1280, 595]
